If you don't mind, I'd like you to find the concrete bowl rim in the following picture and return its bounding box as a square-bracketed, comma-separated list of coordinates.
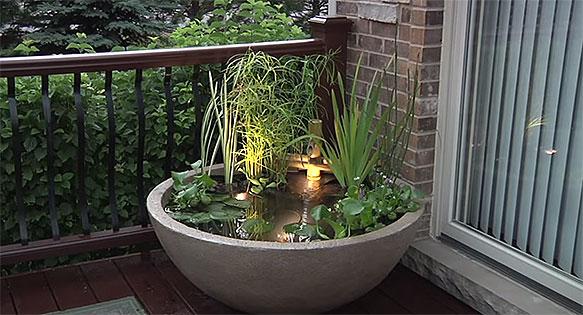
[147, 164, 424, 250]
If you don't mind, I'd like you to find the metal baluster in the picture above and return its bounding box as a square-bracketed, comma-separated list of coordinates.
[7, 77, 28, 245]
[41, 75, 59, 240]
[74, 73, 90, 234]
[135, 69, 147, 227]
[192, 65, 203, 161]
[105, 71, 119, 231]
[164, 67, 175, 178]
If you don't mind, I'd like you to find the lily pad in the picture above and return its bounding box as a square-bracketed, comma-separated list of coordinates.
[209, 207, 243, 221]
[223, 198, 251, 209]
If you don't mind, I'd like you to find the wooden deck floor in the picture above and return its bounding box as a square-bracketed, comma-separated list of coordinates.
[0, 251, 477, 314]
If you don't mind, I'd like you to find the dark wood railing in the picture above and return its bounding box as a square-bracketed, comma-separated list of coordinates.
[0, 16, 350, 266]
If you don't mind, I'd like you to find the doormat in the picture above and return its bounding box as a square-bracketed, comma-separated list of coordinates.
[46, 297, 146, 315]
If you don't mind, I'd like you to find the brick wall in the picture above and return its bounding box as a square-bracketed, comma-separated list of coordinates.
[336, 0, 444, 238]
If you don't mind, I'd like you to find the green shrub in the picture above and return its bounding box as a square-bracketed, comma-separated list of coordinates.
[0, 68, 197, 246]
[170, 0, 307, 47]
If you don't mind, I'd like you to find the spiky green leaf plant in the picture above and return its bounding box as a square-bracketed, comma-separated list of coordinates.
[201, 71, 239, 186]
[321, 55, 390, 187]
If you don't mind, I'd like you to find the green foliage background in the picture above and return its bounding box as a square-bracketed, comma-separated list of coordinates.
[0, 0, 309, 270]
[0, 0, 326, 55]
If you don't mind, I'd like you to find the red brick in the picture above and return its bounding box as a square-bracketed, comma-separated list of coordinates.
[383, 39, 397, 55]
[353, 18, 370, 34]
[348, 33, 357, 47]
[359, 35, 384, 52]
[411, 0, 444, 8]
[401, 163, 434, 182]
[398, 24, 410, 41]
[413, 116, 437, 131]
[414, 97, 438, 116]
[369, 53, 391, 69]
[410, 27, 442, 45]
[370, 21, 398, 39]
[418, 63, 441, 81]
[411, 9, 444, 26]
[410, 45, 442, 63]
[396, 41, 410, 58]
[409, 132, 436, 150]
[400, 7, 411, 24]
[348, 48, 367, 64]
[419, 81, 439, 96]
[404, 148, 435, 166]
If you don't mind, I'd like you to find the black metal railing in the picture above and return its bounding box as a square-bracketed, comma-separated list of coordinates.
[0, 16, 351, 266]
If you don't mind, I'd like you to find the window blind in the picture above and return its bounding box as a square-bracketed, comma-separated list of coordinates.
[457, 0, 583, 278]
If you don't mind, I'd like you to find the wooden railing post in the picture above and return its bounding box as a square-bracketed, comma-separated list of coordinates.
[309, 16, 352, 140]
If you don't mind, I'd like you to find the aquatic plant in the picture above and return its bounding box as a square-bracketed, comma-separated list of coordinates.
[223, 51, 331, 184]
[320, 55, 389, 188]
[284, 184, 421, 240]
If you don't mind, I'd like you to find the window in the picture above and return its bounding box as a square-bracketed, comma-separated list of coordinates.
[436, 0, 582, 304]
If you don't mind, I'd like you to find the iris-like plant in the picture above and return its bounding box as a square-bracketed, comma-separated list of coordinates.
[320, 55, 389, 188]
[201, 71, 239, 187]
[376, 58, 419, 185]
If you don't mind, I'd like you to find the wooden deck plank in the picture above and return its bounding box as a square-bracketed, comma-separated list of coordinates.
[7, 272, 58, 314]
[115, 254, 193, 315]
[328, 300, 369, 314]
[151, 252, 236, 314]
[80, 259, 133, 302]
[358, 289, 410, 314]
[378, 265, 465, 314]
[1, 281, 16, 315]
[0, 252, 477, 315]
[45, 265, 98, 310]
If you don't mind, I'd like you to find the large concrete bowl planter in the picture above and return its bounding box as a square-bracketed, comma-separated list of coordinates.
[147, 166, 424, 314]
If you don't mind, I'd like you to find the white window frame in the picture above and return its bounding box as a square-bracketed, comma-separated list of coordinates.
[432, 0, 582, 304]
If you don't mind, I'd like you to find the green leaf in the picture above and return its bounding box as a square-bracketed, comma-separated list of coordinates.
[324, 218, 347, 239]
[190, 160, 202, 171]
[195, 173, 217, 188]
[340, 198, 365, 216]
[209, 208, 242, 221]
[250, 186, 262, 195]
[171, 170, 189, 186]
[310, 205, 330, 221]
[241, 218, 274, 234]
[223, 198, 251, 209]
[283, 223, 301, 234]
[347, 185, 359, 199]
[266, 182, 277, 188]
[293, 224, 316, 238]
[209, 193, 230, 202]
[205, 202, 225, 212]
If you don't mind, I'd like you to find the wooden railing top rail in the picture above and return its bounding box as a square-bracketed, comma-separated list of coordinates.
[0, 38, 325, 77]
